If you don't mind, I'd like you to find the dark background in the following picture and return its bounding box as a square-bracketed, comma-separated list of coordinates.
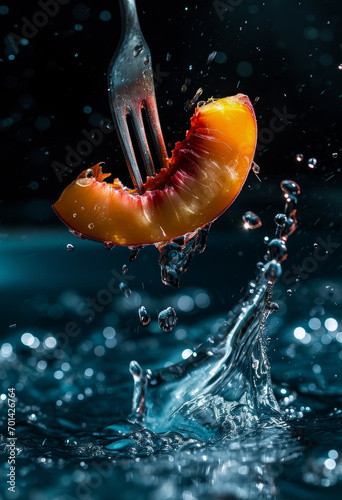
[0, 0, 341, 228]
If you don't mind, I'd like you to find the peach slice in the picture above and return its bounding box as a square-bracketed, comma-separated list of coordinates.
[53, 94, 257, 246]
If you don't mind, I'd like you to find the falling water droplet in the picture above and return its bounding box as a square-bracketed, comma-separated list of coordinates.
[138, 306, 151, 326]
[274, 214, 287, 227]
[158, 307, 178, 332]
[119, 282, 131, 298]
[274, 213, 287, 238]
[66, 244, 74, 252]
[280, 179, 300, 196]
[332, 152, 338, 158]
[158, 225, 211, 287]
[206, 51, 217, 64]
[296, 153, 304, 162]
[338, 63, 342, 70]
[242, 211, 262, 229]
[252, 162, 260, 174]
[308, 157, 317, 169]
[88, 223, 94, 229]
[287, 289, 293, 296]
[122, 264, 128, 274]
[129, 247, 142, 262]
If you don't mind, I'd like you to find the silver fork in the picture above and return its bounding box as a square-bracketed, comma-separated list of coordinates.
[108, 0, 169, 193]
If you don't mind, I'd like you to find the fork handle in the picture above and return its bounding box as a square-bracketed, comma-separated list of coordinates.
[119, 0, 141, 37]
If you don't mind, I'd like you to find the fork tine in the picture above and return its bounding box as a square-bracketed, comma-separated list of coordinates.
[145, 96, 169, 171]
[113, 108, 144, 193]
[130, 105, 156, 178]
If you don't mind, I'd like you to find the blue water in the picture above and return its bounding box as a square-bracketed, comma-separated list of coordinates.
[1, 183, 342, 500]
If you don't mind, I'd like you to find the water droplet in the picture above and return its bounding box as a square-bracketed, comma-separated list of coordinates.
[252, 162, 260, 174]
[313, 242, 318, 248]
[88, 223, 94, 229]
[122, 264, 128, 274]
[269, 302, 279, 312]
[181, 84, 187, 93]
[158, 307, 178, 332]
[133, 43, 143, 57]
[72, 213, 77, 218]
[99, 10, 111, 22]
[264, 236, 269, 244]
[158, 225, 211, 287]
[296, 153, 304, 162]
[104, 241, 115, 250]
[144, 56, 149, 65]
[287, 289, 293, 296]
[274, 213, 288, 238]
[138, 306, 151, 326]
[268, 238, 287, 262]
[66, 244, 74, 252]
[332, 152, 338, 158]
[308, 157, 317, 169]
[274, 214, 287, 227]
[242, 211, 262, 229]
[280, 179, 300, 196]
[265, 261, 282, 284]
[206, 51, 217, 65]
[167, 99, 173, 106]
[129, 246, 142, 262]
[338, 64, 342, 70]
[119, 282, 131, 298]
[185, 88, 204, 112]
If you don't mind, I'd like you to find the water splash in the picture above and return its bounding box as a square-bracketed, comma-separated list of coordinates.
[122, 180, 299, 437]
[156, 223, 211, 287]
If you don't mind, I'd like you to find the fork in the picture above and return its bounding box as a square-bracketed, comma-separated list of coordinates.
[108, 0, 169, 194]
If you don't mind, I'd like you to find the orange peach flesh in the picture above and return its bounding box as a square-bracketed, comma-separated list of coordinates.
[53, 94, 257, 246]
